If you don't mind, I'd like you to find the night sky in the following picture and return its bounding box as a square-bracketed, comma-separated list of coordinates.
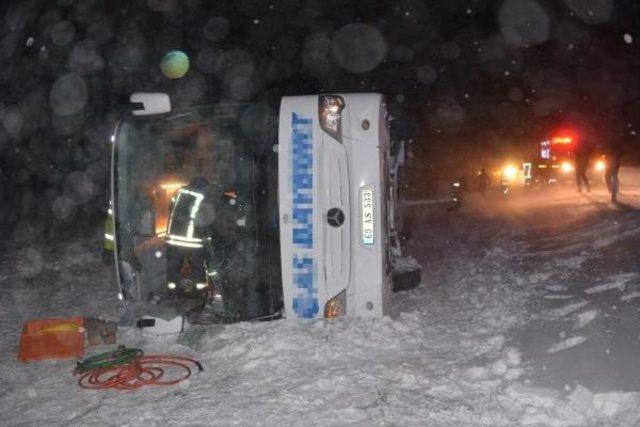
[0, 0, 638, 239]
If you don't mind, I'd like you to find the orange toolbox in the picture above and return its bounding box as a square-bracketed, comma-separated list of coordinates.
[18, 317, 85, 362]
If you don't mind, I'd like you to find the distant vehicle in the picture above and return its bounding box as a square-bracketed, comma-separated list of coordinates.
[528, 134, 605, 186]
[494, 130, 608, 195]
[104, 92, 420, 327]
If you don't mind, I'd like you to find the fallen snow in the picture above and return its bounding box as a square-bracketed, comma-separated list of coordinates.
[584, 273, 637, 294]
[3, 186, 640, 425]
[585, 282, 626, 295]
[544, 301, 590, 320]
[544, 294, 574, 300]
[575, 309, 599, 330]
[621, 291, 640, 302]
[547, 336, 588, 354]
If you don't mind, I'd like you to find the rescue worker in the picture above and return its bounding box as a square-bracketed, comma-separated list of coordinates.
[476, 168, 491, 193]
[574, 139, 592, 193]
[165, 177, 216, 297]
[165, 176, 245, 321]
[605, 140, 624, 202]
[448, 178, 463, 211]
[500, 170, 510, 197]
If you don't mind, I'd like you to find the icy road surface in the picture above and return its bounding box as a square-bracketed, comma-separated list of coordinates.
[1, 169, 640, 426]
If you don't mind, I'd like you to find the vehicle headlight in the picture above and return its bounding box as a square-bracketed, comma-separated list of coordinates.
[503, 165, 518, 180]
[595, 160, 606, 172]
[561, 161, 574, 173]
[319, 95, 345, 143]
[195, 282, 208, 290]
[167, 282, 177, 290]
[324, 290, 346, 318]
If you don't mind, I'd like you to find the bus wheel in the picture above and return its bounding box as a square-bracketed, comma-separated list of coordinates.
[392, 256, 422, 292]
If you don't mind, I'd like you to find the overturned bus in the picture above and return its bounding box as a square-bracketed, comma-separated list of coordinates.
[105, 93, 419, 328]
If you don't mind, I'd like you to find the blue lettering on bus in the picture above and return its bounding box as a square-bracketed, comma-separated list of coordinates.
[290, 112, 318, 318]
[292, 255, 318, 318]
[291, 113, 313, 248]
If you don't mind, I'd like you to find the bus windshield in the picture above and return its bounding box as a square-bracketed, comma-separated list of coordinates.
[114, 105, 281, 322]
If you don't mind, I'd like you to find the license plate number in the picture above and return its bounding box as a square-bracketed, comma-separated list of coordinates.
[361, 189, 374, 245]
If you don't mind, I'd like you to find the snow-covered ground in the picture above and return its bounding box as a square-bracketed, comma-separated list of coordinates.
[2, 169, 640, 426]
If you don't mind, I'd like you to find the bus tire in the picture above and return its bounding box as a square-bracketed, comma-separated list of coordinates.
[392, 256, 422, 292]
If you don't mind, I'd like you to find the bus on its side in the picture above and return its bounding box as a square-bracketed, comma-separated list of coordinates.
[107, 93, 414, 327]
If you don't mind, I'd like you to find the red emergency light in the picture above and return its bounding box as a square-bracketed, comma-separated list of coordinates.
[551, 128, 579, 146]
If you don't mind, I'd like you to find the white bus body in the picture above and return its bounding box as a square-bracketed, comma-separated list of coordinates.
[278, 94, 392, 319]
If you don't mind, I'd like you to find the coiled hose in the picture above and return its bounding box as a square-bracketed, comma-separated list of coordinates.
[75, 346, 203, 390]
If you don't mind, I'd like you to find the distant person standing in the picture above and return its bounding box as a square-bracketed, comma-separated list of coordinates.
[476, 168, 491, 193]
[574, 139, 592, 193]
[605, 141, 624, 202]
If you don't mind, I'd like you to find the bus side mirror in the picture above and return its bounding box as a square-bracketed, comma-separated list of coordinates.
[130, 93, 171, 116]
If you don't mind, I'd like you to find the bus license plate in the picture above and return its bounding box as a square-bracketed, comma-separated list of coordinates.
[361, 189, 374, 245]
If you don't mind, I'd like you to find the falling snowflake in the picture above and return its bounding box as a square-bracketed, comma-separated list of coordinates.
[623, 33, 633, 44]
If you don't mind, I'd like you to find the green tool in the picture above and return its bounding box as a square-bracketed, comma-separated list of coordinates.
[75, 345, 143, 374]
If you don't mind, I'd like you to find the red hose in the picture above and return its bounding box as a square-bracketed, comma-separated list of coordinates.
[77, 355, 203, 390]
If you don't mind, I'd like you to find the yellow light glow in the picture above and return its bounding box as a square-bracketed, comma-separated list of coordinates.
[595, 160, 606, 172]
[160, 181, 187, 191]
[561, 161, 574, 173]
[503, 164, 518, 180]
[324, 291, 346, 318]
[325, 299, 344, 318]
[552, 137, 573, 144]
